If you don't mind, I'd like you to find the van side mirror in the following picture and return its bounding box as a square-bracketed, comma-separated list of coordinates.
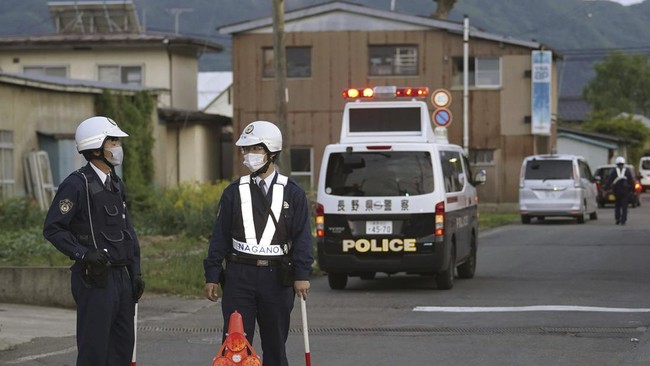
[474, 169, 487, 185]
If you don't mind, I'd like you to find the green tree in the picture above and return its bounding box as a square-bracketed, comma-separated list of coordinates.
[432, 0, 459, 19]
[96, 91, 156, 212]
[583, 111, 650, 168]
[583, 52, 650, 117]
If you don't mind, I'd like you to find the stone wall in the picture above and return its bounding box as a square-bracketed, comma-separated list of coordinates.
[0, 267, 74, 308]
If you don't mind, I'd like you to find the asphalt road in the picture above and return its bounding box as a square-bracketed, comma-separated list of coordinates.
[2, 196, 650, 365]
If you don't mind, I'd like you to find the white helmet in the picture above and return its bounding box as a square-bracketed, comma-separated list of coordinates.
[75, 116, 128, 152]
[615, 156, 625, 165]
[235, 121, 282, 152]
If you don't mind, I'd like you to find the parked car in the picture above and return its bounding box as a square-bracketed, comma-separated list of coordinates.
[519, 154, 598, 224]
[593, 164, 641, 208]
[639, 157, 650, 192]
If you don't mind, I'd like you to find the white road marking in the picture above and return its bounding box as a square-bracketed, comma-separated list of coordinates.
[6, 346, 76, 364]
[413, 305, 650, 313]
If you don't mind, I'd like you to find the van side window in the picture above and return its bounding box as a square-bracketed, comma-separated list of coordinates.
[578, 161, 592, 180]
[440, 151, 464, 193]
[462, 154, 474, 186]
[642, 159, 650, 170]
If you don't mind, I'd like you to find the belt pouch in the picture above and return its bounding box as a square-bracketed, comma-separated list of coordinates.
[279, 255, 295, 287]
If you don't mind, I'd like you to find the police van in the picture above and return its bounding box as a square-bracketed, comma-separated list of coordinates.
[315, 86, 486, 290]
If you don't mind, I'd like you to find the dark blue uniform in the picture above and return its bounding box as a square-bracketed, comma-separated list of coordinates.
[43, 163, 141, 366]
[204, 172, 313, 366]
[608, 166, 634, 225]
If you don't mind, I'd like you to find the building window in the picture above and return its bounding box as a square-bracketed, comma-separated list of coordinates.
[0, 130, 15, 198]
[290, 147, 313, 190]
[263, 47, 312, 78]
[23, 66, 67, 77]
[469, 149, 495, 165]
[98, 65, 143, 85]
[369, 45, 418, 76]
[452, 56, 501, 87]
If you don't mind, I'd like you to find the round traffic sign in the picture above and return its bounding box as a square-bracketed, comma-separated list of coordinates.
[432, 108, 452, 127]
[431, 89, 452, 108]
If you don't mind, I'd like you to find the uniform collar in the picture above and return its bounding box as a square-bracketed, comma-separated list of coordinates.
[89, 162, 109, 183]
[256, 171, 277, 188]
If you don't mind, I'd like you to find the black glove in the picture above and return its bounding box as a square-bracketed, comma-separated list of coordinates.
[81, 249, 110, 288]
[82, 249, 110, 267]
[132, 275, 145, 303]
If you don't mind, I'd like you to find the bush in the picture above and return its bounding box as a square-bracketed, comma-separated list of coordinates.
[135, 181, 230, 238]
[0, 226, 68, 266]
[0, 196, 44, 231]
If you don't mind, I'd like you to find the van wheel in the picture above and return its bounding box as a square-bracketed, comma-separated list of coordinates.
[589, 211, 598, 220]
[457, 234, 476, 279]
[436, 246, 455, 290]
[328, 273, 348, 290]
[576, 203, 586, 224]
[521, 215, 531, 224]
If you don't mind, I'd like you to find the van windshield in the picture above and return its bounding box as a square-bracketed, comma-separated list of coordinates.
[324, 151, 433, 196]
[525, 160, 573, 180]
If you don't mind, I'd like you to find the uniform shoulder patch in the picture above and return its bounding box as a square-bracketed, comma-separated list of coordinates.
[59, 199, 73, 214]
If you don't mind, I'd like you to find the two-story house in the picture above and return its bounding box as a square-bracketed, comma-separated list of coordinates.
[219, 1, 559, 206]
[0, 0, 225, 198]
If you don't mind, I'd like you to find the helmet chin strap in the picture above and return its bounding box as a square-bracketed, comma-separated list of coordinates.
[251, 160, 271, 177]
[251, 152, 278, 177]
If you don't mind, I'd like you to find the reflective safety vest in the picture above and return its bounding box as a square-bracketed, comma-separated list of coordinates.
[613, 167, 627, 185]
[233, 174, 289, 257]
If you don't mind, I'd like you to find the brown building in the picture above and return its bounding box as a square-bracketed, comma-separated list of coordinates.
[219, 1, 558, 207]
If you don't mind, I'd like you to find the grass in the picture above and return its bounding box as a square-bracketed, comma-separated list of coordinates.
[0, 211, 518, 297]
[479, 211, 520, 230]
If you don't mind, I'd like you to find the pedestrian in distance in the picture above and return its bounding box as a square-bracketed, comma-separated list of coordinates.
[43, 116, 145, 366]
[204, 120, 314, 366]
[607, 156, 635, 225]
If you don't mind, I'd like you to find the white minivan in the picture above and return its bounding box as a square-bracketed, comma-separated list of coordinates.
[519, 154, 598, 224]
[316, 86, 486, 290]
[638, 156, 650, 192]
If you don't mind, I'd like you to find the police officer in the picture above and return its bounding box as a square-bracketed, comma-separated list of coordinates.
[43, 116, 145, 366]
[204, 120, 313, 366]
[607, 156, 635, 225]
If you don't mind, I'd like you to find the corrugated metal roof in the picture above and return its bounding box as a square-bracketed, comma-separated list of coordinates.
[0, 32, 222, 52]
[197, 71, 233, 110]
[0, 71, 164, 94]
[218, 0, 542, 50]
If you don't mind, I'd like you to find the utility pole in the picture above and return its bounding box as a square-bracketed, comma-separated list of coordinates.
[273, 0, 291, 174]
[166, 8, 193, 35]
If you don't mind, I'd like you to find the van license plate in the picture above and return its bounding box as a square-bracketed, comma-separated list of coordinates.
[366, 221, 392, 234]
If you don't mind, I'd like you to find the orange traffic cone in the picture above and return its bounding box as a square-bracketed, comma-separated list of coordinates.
[212, 311, 261, 366]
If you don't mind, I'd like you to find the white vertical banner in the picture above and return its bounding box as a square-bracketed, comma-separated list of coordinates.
[531, 50, 552, 135]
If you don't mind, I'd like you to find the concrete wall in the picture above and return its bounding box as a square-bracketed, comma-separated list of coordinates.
[0, 267, 74, 308]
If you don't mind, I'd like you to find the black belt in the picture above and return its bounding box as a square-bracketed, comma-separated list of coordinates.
[227, 254, 281, 267]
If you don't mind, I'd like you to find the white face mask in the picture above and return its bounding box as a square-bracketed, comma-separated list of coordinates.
[105, 146, 124, 166]
[243, 153, 266, 172]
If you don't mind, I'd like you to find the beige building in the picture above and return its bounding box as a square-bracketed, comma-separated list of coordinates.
[0, 72, 158, 199]
[0, 0, 226, 197]
[219, 1, 559, 205]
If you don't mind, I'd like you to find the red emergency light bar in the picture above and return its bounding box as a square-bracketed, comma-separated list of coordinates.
[343, 86, 429, 100]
